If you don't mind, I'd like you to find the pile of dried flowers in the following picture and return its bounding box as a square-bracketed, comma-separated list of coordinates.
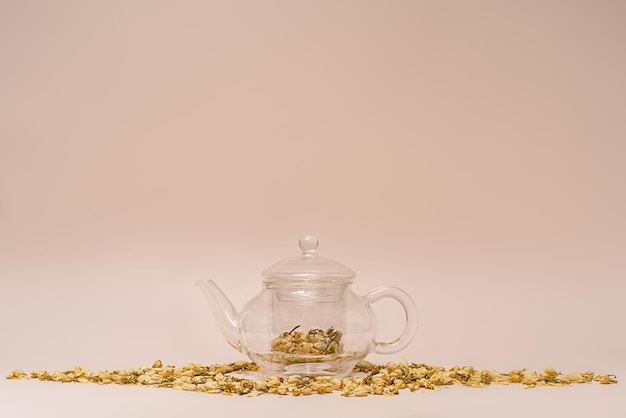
[6, 359, 617, 397]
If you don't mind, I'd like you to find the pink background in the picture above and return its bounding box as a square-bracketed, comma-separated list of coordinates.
[1, 1, 624, 416]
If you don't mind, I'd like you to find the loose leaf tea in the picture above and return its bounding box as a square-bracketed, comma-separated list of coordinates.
[6, 359, 618, 397]
[271, 326, 343, 355]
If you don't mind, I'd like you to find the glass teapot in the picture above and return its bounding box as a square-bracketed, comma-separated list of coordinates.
[196, 235, 418, 377]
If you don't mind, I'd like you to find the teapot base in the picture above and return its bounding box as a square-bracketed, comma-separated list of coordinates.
[249, 350, 367, 378]
[285, 363, 337, 376]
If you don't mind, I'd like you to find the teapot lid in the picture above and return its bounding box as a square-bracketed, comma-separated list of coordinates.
[262, 235, 356, 284]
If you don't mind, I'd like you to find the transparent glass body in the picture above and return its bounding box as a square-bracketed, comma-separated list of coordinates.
[197, 235, 418, 377]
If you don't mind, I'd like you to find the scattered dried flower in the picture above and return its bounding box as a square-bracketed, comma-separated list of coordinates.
[6, 359, 617, 397]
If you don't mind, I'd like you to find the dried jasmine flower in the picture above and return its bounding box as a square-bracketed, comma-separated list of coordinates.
[271, 326, 343, 355]
[6, 360, 617, 397]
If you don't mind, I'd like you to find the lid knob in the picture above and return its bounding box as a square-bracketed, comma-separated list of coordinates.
[299, 234, 319, 255]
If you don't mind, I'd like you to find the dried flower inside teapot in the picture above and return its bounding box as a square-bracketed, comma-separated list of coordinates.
[271, 326, 344, 355]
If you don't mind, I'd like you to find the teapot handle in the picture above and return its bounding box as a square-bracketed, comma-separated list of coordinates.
[364, 286, 418, 354]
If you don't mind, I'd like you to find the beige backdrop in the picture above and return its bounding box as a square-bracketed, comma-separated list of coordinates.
[1, 1, 625, 415]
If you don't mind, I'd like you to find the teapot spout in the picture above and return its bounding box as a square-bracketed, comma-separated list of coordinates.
[195, 280, 242, 352]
